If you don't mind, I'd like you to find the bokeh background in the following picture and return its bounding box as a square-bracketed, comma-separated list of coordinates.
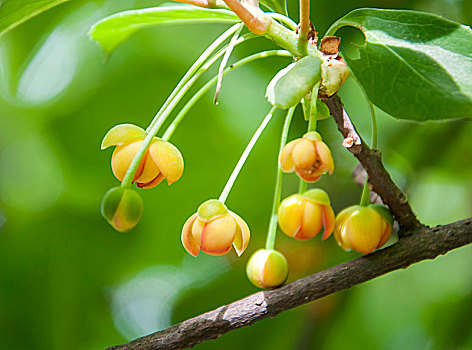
[1, 0, 471, 349]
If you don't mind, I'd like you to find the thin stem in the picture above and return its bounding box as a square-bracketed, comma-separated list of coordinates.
[162, 50, 291, 141]
[267, 13, 297, 30]
[265, 106, 296, 250]
[298, 178, 307, 193]
[214, 23, 244, 104]
[218, 106, 278, 203]
[360, 177, 370, 206]
[146, 24, 242, 133]
[121, 31, 256, 187]
[172, 0, 229, 8]
[297, 0, 310, 55]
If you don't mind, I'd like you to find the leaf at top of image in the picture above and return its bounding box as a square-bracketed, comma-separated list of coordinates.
[89, 6, 239, 54]
[326, 8, 472, 122]
[0, 0, 69, 37]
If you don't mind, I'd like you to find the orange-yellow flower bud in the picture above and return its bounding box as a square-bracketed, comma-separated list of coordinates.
[279, 131, 334, 182]
[101, 186, 143, 232]
[246, 249, 288, 289]
[278, 189, 335, 241]
[101, 124, 184, 189]
[181, 199, 250, 257]
[334, 204, 393, 254]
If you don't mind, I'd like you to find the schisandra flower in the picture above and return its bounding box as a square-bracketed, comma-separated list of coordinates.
[246, 249, 288, 289]
[181, 199, 250, 257]
[101, 124, 184, 188]
[278, 189, 335, 240]
[279, 131, 334, 182]
[334, 204, 393, 254]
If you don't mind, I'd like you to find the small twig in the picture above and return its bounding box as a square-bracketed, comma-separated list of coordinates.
[108, 218, 472, 350]
[323, 95, 421, 233]
[222, 0, 269, 34]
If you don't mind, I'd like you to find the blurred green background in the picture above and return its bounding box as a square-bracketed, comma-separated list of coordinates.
[0, 0, 471, 349]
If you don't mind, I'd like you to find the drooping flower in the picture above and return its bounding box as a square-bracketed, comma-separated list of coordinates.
[279, 131, 334, 182]
[278, 189, 335, 241]
[246, 249, 288, 289]
[101, 124, 184, 189]
[181, 199, 250, 257]
[334, 204, 393, 254]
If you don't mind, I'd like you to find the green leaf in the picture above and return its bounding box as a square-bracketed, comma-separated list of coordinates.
[326, 8, 472, 121]
[0, 0, 69, 37]
[260, 0, 287, 15]
[89, 6, 240, 53]
[266, 55, 322, 109]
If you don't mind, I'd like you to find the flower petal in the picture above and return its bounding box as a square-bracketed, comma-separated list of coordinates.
[295, 201, 323, 240]
[278, 195, 304, 237]
[295, 168, 322, 183]
[334, 206, 358, 248]
[322, 205, 335, 240]
[344, 208, 383, 254]
[279, 140, 298, 172]
[136, 173, 165, 189]
[181, 213, 200, 257]
[292, 139, 316, 170]
[230, 211, 250, 256]
[134, 152, 160, 184]
[111, 141, 145, 182]
[200, 214, 236, 256]
[377, 222, 392, 248]
[101, 124, 146, 149]
[315, 140, 334, 174]
[148, 140, 184, 185]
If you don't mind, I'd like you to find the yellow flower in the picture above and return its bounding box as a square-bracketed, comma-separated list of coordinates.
[101, 124, 184, 189]
[334, 204, 393, 254]
[181, 199, 250, 257]
[279, 131, 334, 182]
[278, 189, 335, 241]
[246, 249, 288, 289]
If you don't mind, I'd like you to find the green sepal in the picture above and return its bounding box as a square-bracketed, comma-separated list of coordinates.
[197, 199, 228, 222]
[302, 131, 322, 141]
[302, 188, 330, 206]
[369, 204, 394, 226]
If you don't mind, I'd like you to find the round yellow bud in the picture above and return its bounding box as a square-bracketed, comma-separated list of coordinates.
[246, 249, 289, 289]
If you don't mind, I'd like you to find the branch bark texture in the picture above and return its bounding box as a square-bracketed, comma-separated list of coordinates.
[323, 95, 421, 233]
[109, 218, 472, 350]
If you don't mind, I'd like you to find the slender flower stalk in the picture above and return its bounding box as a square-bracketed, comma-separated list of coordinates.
[146, 24, 241, 133]
[267, 13, 298, 30]
[218, 106, 278, 203]
[120, 30, 256, 187]
[162, 50, 291, 141]
[214, 23, 244, 104]
[265, 107, 296, 250]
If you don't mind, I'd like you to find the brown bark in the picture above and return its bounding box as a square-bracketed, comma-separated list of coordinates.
[109, 218, 472, 350]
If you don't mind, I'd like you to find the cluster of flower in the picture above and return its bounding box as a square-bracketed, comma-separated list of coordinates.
[100, 124, 393, 290]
